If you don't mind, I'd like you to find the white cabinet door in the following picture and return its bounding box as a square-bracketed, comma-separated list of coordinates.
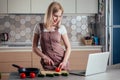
[31, 0, 53, 13]
[0, 0, 7, 13]
[77, 0, 98, 13]
[8, 0, 30, 13]
[54, 0, 75, 13]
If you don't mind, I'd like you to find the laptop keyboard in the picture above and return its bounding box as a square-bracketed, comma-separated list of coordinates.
[69, 70, 86, 76]
[79, 71, 86, 74]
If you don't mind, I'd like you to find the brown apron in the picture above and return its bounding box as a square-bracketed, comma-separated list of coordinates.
[39, 23, 69, 70]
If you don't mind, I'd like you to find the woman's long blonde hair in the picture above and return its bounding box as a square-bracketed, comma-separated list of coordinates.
[44, 1, 64, 28]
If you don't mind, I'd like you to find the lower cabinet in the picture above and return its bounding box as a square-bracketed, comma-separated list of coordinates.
[69, 50, 101, 70]
[32, 49, 101, 70]
[0, 49, 101, 72]
[32, 52, 44, 70]
[0, 52, 32, 72]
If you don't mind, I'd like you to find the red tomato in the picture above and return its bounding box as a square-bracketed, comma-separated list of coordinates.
[55, 67, 61, 72]
[30, 72, 36, 78]
[20, 73, 26, 79]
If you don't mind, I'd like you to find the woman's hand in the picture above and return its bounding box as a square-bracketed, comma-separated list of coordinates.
[58, 61, 67, 70]
[42, 55, 54, 66]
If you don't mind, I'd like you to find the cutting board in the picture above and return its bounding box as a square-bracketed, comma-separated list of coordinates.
[40, 70, 68, 75]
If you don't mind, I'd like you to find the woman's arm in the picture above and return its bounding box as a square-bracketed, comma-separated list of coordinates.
[59, 33, 71, 69]
[62, 33, 71, 62]
[32, 33, 44, 58]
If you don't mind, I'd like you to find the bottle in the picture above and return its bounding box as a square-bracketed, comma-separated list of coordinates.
[91, 34, 95, 45]
[94, 36, 99, 45]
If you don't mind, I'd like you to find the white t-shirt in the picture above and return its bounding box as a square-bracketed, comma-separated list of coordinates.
[33, 23, 67, 35]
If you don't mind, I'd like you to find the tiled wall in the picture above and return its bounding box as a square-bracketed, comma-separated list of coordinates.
[0, 15, 95, 46]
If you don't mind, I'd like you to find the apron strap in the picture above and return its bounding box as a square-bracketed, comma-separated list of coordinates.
[39, 23, 44, 32]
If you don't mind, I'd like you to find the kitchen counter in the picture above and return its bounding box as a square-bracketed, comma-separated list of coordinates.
[0, 45, 102, 52]
[8, 68, 120, 80]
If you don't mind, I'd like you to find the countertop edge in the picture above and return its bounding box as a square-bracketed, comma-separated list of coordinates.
[0, 45, 102, 52]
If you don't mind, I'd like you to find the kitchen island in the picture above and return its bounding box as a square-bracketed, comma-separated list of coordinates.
[8, 68, 120, 80]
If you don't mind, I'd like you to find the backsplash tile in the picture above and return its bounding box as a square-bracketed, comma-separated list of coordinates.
[0, 15, 95, 46]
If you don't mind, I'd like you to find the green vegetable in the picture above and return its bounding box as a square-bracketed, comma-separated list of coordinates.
[37, 74, 45, 77]
[54, 73, 60, 76]
[61, 73, 69, 76]
[46, 73, 54, 77]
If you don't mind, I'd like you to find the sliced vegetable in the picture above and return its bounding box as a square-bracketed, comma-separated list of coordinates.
[46, 73, 54, 77]
[38, 74, 45, 77]
[54, 73, 60, 76]
[61, 73, 69, 76]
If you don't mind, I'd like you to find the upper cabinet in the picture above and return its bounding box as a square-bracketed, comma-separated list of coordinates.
[31, 0, 75, 14]
[77, 0, 98, 13]
[31, 0, 53, 13]
[8, 0, 30, 13]
[0, 0, 7, 13]
[0, 0, 98, 14]
[54, 0, 75, 13]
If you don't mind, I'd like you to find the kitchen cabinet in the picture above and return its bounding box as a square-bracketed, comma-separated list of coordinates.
[31, 0, 53, 13]
[0, 0, 98, 14]
[0, 0, 7, 13]
[31, 0, 75, 14]
[32, 49, 101, 70]
[8, 0, 30, 13]
[76, 0, 98, 13]
[0, 46, 102, 72]
[0, 51, 32, 72]
[54, 0, 75, 13]
[69, 50, 101, 70]
[32, 52, 44, 70]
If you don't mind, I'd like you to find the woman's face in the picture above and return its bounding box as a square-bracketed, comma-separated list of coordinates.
[52, 10, 62, 26]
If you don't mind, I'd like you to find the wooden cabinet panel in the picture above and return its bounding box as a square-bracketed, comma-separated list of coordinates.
[69, 50, 101, 70]
[0, 49, 101, 72]
[0, 52, 31, 62]
[32, 52, 43, 70]
[0, 51, 32, 72]
[0, 62, 31, 72]
[32, 50, 101, 70]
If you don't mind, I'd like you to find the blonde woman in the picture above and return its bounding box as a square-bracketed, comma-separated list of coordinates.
[32, 1, 71, 71]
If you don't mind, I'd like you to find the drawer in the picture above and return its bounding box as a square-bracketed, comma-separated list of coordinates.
[0, 52, 32, 62]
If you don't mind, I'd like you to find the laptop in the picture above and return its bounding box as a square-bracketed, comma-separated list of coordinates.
[69, 52, 110, 76]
